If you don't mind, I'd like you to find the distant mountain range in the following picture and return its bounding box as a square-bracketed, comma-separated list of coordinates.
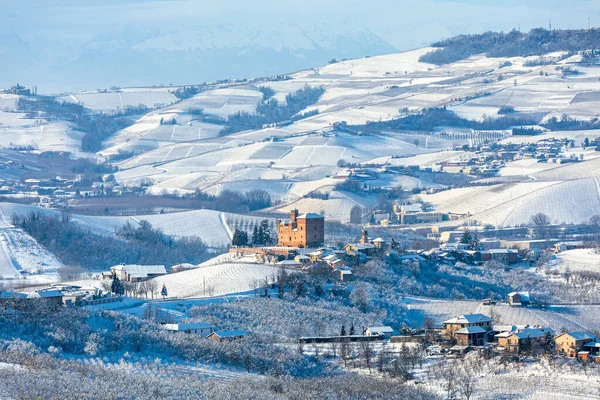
[0, 24, 397, 93]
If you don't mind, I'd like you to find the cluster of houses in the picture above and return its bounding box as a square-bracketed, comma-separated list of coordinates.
[2, 83, 33, 96]
[442, 313, 600, 361]
[0, 284, 115, 309]
[438, 138, 579, 177]
[0, 173, 136, 210]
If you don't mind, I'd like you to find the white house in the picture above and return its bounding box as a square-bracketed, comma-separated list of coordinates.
[364, 326, 394, 339]
[163, 322, 214, 337]
[110, 264, 167, 282]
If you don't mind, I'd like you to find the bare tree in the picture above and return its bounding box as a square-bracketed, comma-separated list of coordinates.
[530, 213, 551, 239]
[146, 279, 158, 299]
[360, 341, 374, 373]
[457, 360, 477, 400]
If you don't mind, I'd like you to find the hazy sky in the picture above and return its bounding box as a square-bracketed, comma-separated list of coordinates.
[4, 0, 600, 36]
[3, 0, 600, 91]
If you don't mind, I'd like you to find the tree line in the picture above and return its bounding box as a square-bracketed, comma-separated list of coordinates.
[12, 213, 212, 271]
[419, 28, 600, 65]
[358, 107, 540, 133]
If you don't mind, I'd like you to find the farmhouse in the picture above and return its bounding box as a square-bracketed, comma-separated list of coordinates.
[555, 332, 597, 357]
[443, 314, 493, 339]
[501, 328, 554, 353]
[455, 326, 487, 346]
[508, 291, 531, 307]
[28, 289, 64, 309]
[163, 323, 214, 337]
[277, 209, 324, 248]
[110, 264, 167, 282]
[364, 326, 394, 339]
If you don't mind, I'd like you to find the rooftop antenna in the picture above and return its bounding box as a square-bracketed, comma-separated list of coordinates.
[549, 19, 552, 31]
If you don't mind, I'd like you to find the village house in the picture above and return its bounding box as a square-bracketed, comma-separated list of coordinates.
[277, 209, 325, 248]
[582, 341, 600, 356]
[207, 330, 248, 342]
[500, 328, 554, 353]
[163, 323, 214, 337]
[338, 269, 353, 281]
[364, 326, 394, 339]
[484, 249, 519, 265]
[508, 291, 531, 307]
[110, 264, 167, 282]
[555, 332, 597, 357]
[443, 314, 493, 339]
[455, 326, 487, 346]
[28, 289, 64, 309]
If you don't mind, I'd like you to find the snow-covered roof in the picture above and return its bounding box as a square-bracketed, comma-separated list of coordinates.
[30, 289, 63, 298]
[164, 322, 212, 331]
[367, 326, 394, 333]
[112, 264, 167, 275]
[372, 238, 385, 243]
[455, 326, 487, 334]
[583, 341, 600, 348]
[297, 212, 324, 219]
[212, 330, 247, 338]
[565, 331, 596, 341]
[513, 328, 554, 339]
[489, 248, 518, 254]
[508, 291, 530, 302]
[277, 260, 301, 266]
[493, 324, 521, 333]
[400, 204, 423, 213]
[444, 314, 492, 325]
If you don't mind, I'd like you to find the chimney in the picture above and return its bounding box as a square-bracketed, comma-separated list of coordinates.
[290, 209, 299, 222]
[361, 229, 368, 244]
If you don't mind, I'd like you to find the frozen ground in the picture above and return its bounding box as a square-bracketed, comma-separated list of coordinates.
[553, 248, 600, 274]
[59, 89, 178, 112]
[0, 206, 62, 287]
[404, 297, 600, 332]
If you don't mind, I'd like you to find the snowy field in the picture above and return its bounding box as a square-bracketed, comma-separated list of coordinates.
[0, 205, 63, 287]
[553, 248, 600, 273]
[149, 261, 280, 299]
[59, 89, 178, 112]
[404, 297, 600, 332]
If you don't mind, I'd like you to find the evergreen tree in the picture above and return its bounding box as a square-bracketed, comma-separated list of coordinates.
[231, 229, 248, 246]
[161, 284, 168, 299]
[584, 137, 590, 148]
[257, 219, 271, 245]
[340, 325, 346, 336]
[349, 324, 355, 336]
[460, 230, 473, 246]
[111, 275, 124, 296]
[252, 225, 260, 246]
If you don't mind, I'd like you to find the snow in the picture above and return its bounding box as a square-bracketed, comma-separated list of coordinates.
[149, 261, 281, 298]
[0, 205, 63, 286]
[554, 249, 600, 273]
[59, 90, 178, 112]
[404, 297, 600, 332]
